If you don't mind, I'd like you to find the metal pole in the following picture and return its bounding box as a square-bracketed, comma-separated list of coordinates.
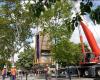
[68, 66, 71, 80]
[56, 62, 58, 79]
[26, 72, 28, 80]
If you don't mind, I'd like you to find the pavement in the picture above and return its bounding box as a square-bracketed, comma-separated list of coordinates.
[0, 74, 98, 80]
[0, 77, 96, 80]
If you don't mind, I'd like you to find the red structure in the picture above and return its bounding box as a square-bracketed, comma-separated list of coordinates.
[80, 21, 100, 64]
[78, 19, 100, 77]
[80, 21, 100, 57]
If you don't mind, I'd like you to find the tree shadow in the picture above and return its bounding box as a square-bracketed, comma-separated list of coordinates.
[94, 78, 100, 80]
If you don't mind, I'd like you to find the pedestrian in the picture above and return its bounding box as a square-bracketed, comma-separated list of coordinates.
[34, 68, 37, 76]
[2, 65, 7, 80]
[10, 66, 17, 80]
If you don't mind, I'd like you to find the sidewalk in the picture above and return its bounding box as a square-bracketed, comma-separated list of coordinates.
[0, 75, 95, 80]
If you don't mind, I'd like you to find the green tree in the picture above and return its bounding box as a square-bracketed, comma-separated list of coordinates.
[79, 1, 100, 24]
[0, 0, 70, 57]
[0, 59, 11, 70]
[0, 0, 33, 61]
[90, 6, 100, 24]
[16, 48, 35, 70]
[0, 0, 74, 65]
[80, 1, 93, 15]
[41, 1, 76, 66]
[52, 38, 82, 67]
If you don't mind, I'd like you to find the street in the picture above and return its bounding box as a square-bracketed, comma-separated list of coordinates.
[0, 75, 98, 80]
[1, 77, 97, 80]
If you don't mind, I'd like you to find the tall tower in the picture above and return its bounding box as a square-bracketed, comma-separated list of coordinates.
[35, 31, 51, 64]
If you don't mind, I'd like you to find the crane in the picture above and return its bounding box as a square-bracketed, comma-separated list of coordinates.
[75, 14, 100, 77]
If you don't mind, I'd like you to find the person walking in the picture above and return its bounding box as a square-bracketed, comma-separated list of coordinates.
[2, 66, 7, 80]
[10, 66, 17, 80]
[44, 64, 49, 80]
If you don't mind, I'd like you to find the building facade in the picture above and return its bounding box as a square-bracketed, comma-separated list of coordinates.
[35, 31, 52, 64]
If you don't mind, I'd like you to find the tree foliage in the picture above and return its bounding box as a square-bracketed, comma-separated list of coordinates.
[52, 38, 82, 67]
[0, 59, 11, 70]
[43, 0, 73, 42]
[16, 48, 34, 70]
[79, 1, 100, 24]
[41, 1, 80, 66]
[0, 0, 78, 69]
[80, 1, 93, 15]
[0, 0, 74, 61]
[0, 0, 33, 61]
[90, 6, 100, 24]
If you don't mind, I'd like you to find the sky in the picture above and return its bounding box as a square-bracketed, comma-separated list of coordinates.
[14, 0, 100, 62]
